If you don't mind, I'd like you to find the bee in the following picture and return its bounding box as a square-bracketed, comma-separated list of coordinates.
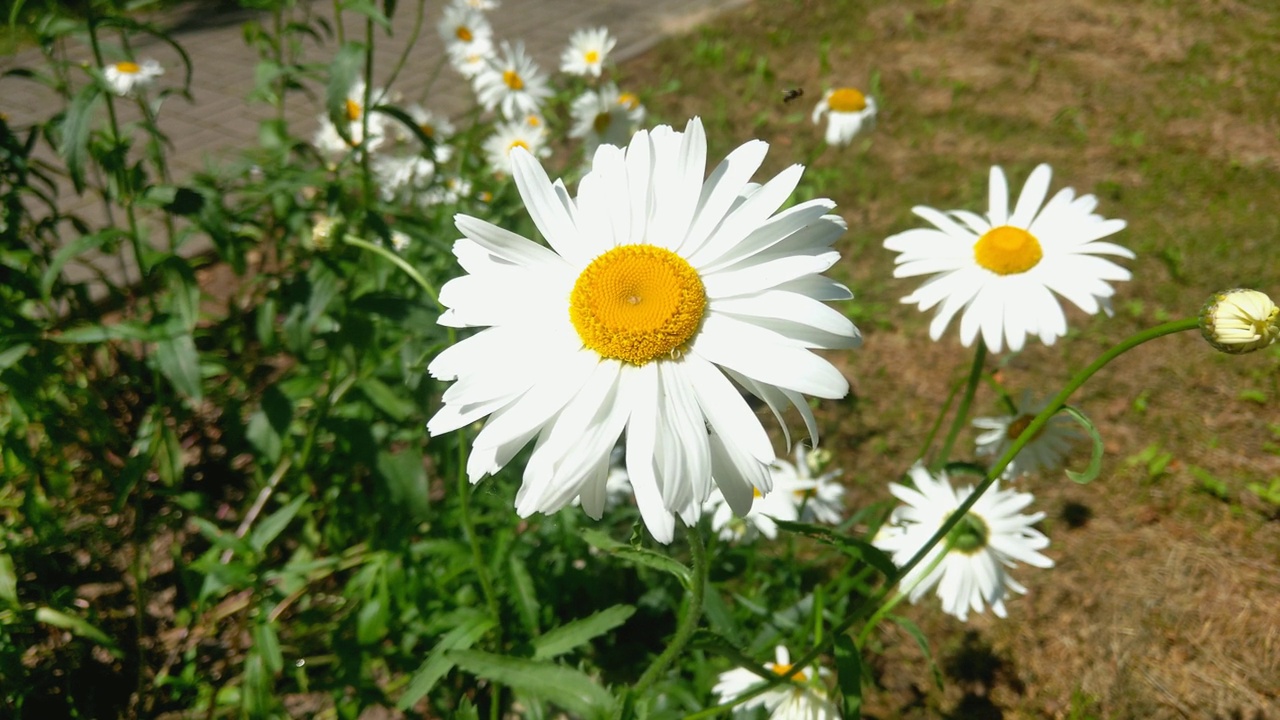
[781, 88, 804, 104]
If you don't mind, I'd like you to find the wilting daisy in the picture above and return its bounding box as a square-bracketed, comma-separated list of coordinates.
[474, 41, 552, 120]
[439, 3, 492, 52]
[874, 463, 1053, 621]
[811, 87, 876, 146]
[560, 27, 616, 78]
[707, 444, 844, 542]
[885, 164, 1133, 353]
[569, 83, 647, 154]
[427, 117, 861, 543]
[1199, 288, 1280, 355]
[973, 391, 1083, 480]
[312, 79, 392, 157]
[103, 59, 163, 97]
[712, 645, 840, 719]
[482, 118, 550, 174]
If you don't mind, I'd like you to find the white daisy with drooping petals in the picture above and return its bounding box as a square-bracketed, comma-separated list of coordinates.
[712, 645, 840, 720]
[884, 164, 1133, 353]
[103, 58, 163, 97]
[427, 117, 862, 543]
[560, 27, 616, 78]
[474, 41, 552, 120]
[811, 86, 876, 146]
[874, 463, 1053, 621]
[973, 391, 1083, 480]
[570, 83, 647, 155]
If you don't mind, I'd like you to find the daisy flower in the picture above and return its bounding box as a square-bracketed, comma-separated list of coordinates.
[439, 3, 492, 52]
[421, 175, 474, 207]
[102, 59, 163, 97]
[312, 79, 392, 157]
[560, 27, 616, 78]
[973, 391, 1084, 480]
[390, 230, 411, 253]
[706, 443, 844, 542]
[456, 0, 499, 9]
[373, 155, 436, 204]
[474, 41, 552, 120]
[569, 83, 647, 155]
[399, 103, 456, 163]
[712, 645, 840, 719]
[426, 117, 861, 543]
[1199, 288, 1280, 355]
[448, 39, 495, 79]
[811, 87, 876, 146]
[884, 164, 1133, 353]
[482, 118, 549, 174]
[874, 463, 1053, 621]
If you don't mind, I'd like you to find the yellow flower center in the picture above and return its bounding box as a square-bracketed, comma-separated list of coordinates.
[828, 87, 867, 113]
[503, 69, 524, 90]
[420, 123, 435, 137]
[752, 487, 763, 499]
[569, 245, 706, 365]
[584, 49, 600, 64]
[1004, 414, 1044, 442]
[771, 664, 808, 682]
[455, 26, 473, 43]
[526, 114, 542, 128]
[115, 61, 141, 74]
[593, 111, 613, 135]
[506, 139, 530, 155]
[618, 92, 640, 110]
[345, 98, 362, 122]
[974, 225, 1043, 275]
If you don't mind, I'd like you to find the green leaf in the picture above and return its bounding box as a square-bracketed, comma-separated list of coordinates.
[1061, 405, 1103, 484]
[397, 610, 496, 710]
[54, 319, 158, 344]
[40, 229, 120, 299]
[532, 605, 635, 660]
[0, 553, 17, 606]
[508, 554, 541, 636]
[890, 614, 942, 689]
[360, 376, 416, 421]
[59, 82, 103, 193]
[580, 529, 691, 586]
[833, 634, 863, 719]
[770, 520, 897, 578]
[253, 621, 284, 673]
[340, 0, 391, 30]
[35, 607, 123, 658]
[357, 596, 389, 645]
[249, 494, 307, 553]
[246, 385, 292, 465]
[0, 343, 30, 372]
[153, 332, 203, 401]
[449, 650, 616, 719]
[158, 256, 201, 330]
[375, 448, 430, 520]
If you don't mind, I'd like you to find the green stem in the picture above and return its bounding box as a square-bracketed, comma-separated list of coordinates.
[752, 317, 1201, 711]
[451, 429, 502, 720]
[341, 235, 440, 304]
[380, 0, 425, 94]
[935, 339, 986, 467]
[632, 528, 708, 697]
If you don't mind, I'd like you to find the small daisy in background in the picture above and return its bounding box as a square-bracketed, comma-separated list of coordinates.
[455, 0, 499, 10]
[448, 40, 494, 79]
[102, 59, 163, 97]
[482, 118, 549, 174]
[712, 645, 840, 719]
[973, 391, 1083, 480]
[474, 41, 552, 120]
[401, 103, 456, 162]
[874, 463, 1053, 622]
[421, 175, 474, 208]
[1199, 288, 1280, 355]
[373, 155, 436, 204]
[439, 3, 493, 53]
[560, 27, 616, 78]
[811, 86, 876, 146]
[569, 83, 646, 154]
[706, 444, 845, 542]
[427, 117, 860, 543]
[312, 79, 392, 157]
[390, 230, 411, 253]
[884, 163, 1133, 353]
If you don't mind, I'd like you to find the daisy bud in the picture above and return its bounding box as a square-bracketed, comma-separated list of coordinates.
[1199, 289, 1279, 355]
[308, 215, 342, 251]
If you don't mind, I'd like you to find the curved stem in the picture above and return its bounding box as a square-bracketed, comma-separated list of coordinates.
[632, 527, 708, 697]
[935, 339, 986, 467]
[341, 234, 440, 305]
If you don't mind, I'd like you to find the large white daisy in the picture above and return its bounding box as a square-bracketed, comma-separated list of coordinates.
[874, 463, 1053, 621]
[427, 117, 861, 543]
[884, 164, 1133, 353]
[712, 645, 840, 720]
[473, 41, 552, 120]
[972, 391, 1083, 480]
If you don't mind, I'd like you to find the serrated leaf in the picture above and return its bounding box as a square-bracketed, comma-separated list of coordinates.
[581, 529, 691, 586]
[508, 554, 540, 636]
[35, 607, 122, 658]
[249, 494, 307, 553]
[397, 611, 496, 710]
[449, 650, 616, 719]
[154, 332, 203, 401]
[532, 605, 635, 660]
[770, 520, 897, 578]
[1061, 405, 1103, 484]
[833, 634, 863, 718]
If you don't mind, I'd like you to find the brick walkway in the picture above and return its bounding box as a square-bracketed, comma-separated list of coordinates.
[1, 0, 746, 288]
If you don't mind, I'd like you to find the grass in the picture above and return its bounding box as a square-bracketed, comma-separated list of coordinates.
[621, 0, 1280, 716]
